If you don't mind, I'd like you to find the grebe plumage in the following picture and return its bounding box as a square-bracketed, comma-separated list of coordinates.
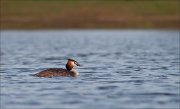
[34, 59, 80, 77]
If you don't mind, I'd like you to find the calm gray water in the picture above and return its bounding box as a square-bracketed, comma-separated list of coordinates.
[0, 30, 179, 109]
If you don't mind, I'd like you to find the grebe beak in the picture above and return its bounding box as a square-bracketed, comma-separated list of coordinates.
[75, 62, 81, 66]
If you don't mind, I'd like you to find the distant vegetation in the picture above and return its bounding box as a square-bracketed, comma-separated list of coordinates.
[1, 0, 179, 29]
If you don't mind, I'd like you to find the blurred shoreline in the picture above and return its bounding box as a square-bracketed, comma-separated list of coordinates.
[1, 0, 179, 29]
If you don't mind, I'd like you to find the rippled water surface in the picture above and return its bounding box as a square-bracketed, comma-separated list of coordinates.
[1, 30, 179, 109]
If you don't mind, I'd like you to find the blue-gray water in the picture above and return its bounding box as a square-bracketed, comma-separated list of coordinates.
[0, 30, 179, 109]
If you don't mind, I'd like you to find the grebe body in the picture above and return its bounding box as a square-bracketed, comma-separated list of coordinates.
[34, 59, 80, 77]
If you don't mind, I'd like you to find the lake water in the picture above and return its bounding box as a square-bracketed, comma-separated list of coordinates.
[0, 30, 179, 109]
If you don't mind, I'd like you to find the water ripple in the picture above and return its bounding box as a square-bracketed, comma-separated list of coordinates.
[1, 30, 179, 109]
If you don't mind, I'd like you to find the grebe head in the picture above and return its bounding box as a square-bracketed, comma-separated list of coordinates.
[66, 58, 80, 71]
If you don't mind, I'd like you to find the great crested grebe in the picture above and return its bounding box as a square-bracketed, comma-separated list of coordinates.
[34, 59, 80, 77]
